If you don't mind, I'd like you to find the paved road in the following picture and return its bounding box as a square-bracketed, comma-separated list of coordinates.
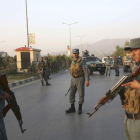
[5, 68, 130, 140]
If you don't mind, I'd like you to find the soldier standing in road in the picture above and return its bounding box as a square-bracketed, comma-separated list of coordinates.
[121, 38, 140, 140]
[37, 57, 51, 86]
[105, 56, 111, 76]
[66, 48, 89, 114]
[0, 88, 11, 140]
[114, 56, 119, 76]
[44, 57, 51, 79]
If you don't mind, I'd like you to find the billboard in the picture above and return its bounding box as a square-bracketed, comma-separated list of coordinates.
[29, 33, 35, 44]
[67, 46, 71, 56]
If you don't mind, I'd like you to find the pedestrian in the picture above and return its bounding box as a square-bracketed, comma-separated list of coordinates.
[114, 56, 119, 76]
[105, 56, 111, 76]
[121, 38, 140, 140]
[36, 57, 51, 86]
[65, 48, 89, 114]
[0, 88, 12, 140]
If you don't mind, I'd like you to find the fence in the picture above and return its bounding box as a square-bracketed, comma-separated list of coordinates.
[0, 60, 71, 76]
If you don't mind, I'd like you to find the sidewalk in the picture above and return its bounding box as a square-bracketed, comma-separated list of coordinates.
[9, 70, 68, 88]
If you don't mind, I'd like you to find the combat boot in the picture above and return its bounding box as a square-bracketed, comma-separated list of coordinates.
[65, 104, 76, 113]
[46, 82, 51, 86]
[78, 104, 82, 114]
[41, 81, 45, 86]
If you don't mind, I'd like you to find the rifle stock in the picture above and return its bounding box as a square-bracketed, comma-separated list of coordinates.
[87, 65, 140, 118]
[0, 73, 26, 133]
[3, 103, 13, 117]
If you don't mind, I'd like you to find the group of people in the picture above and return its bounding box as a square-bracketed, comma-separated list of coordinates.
[1, 38, 140, 140]
[66, 38, 140, 140]
[36, 57, 51, 86]
[105, 56, 120, 76]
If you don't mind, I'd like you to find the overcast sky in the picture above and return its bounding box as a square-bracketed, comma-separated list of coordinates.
[0, 0, 140, 56]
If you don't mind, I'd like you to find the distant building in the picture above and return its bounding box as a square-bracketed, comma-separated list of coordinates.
[14, 46, 41, 72]
[0, 51, 7, 57]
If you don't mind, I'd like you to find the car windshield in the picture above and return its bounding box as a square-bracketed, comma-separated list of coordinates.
[104, 58, 113, 61]
[86, 57, 100, 62]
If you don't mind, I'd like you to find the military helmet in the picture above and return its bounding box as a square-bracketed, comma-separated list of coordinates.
[124, 38, 140, 51]
[72, 48, 79, 54]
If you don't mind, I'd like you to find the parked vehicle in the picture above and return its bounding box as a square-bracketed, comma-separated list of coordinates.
[82, 56, 106, 75]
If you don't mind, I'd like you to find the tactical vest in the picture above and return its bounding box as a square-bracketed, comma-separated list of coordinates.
[69, 58, 84, 78]
[39, 61, 46, 69]
[123, 88, 140, 113]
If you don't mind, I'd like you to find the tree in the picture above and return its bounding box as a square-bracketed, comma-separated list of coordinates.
[111, 45, 126, 57]
[125, 41, 130, 47]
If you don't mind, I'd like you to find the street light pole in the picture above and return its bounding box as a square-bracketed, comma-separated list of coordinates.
[63, 22, 77, 56]
[25, 0, 29, 48]
[77, 35, 86, 53]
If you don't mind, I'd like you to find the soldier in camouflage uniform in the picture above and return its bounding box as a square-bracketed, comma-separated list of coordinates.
[114, 56, 119, 76]
[105, 56, 111, 76]
[37, 57, 51, 86]
[0, 88, 11, 140]
[44, 57, 51, 80]
[121, 38, 140, 140]
[66, 48, 89, 114]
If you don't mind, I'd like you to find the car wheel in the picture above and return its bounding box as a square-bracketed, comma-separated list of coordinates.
[99, 71, 105, 75]
[123, 65, 128, 72]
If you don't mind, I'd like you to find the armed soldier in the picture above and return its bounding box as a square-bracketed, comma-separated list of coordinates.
[37, 57, 51, 86]
[120, 38, 140, 140]
[0, 88, 11, 140]
[44, 57, 51, 79]
[66, 48, 89, 114]
[105, 56, 111, 76]
[114, 56, 119, 76]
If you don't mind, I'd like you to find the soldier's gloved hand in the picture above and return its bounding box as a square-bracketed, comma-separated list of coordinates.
[86, 81, 89, 87]
[1, 92, 12, 101]
[122, 79, 140, 90]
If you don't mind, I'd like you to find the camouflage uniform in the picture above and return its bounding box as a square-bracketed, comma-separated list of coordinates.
[69, 58, 89, 104]
[0, 88, 8, 140]
[124, 65, 140, 140]
[114, 58, 119, 76]
[44, 58, 51, 79]
[66, 48, 89, 114]
[37, 60, 50, 86]
[105, 58, 111, 76]
[123, 38, 140, 140]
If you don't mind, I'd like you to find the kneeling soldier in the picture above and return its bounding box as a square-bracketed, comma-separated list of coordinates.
[66, 48, 89, 114]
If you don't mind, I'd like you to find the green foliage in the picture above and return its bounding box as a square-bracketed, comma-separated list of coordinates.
[1, 68, 17, 75]
[125, 41, 130, 46]
[111, 45, 126, 57]
[43, 54, 72, 72]
[28, 63, 36, 72]
[44, 54, 72, 62]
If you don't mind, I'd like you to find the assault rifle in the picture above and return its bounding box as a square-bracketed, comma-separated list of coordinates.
[0, 73, 26, 133]
[87, 65, 140, 118]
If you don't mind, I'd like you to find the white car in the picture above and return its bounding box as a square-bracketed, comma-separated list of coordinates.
[102, 57, 114, 69]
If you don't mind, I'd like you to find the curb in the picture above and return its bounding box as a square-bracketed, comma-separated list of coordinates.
[9, 70, 68, 88]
